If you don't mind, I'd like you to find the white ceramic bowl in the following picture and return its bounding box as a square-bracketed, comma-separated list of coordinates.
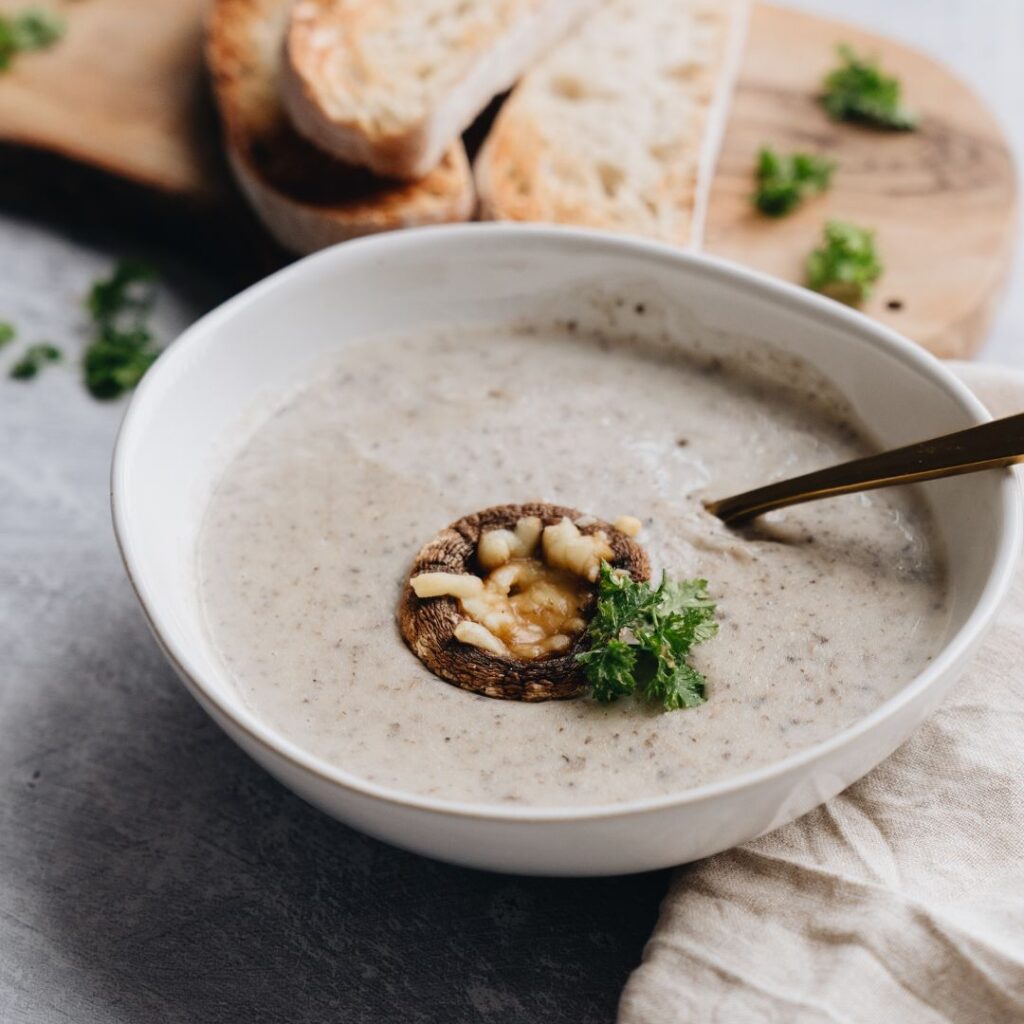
[112, 225, 1020, 876]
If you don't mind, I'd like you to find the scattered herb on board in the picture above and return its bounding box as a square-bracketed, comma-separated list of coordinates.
[0, 322, 14, 348]
[821, 44, 917, 130]
[84, 260, 162, 399]
[10, 342, 61, 380]
[753, 147, 835, 217]
[576, 562, 718, 711]
[0, 8, 65, 72]
[806, 220, 883, 305]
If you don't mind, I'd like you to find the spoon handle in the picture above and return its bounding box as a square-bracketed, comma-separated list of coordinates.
[706, 412, 1024, 526]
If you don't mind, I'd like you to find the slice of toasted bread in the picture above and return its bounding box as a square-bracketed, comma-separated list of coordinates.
[280, 0, 597, 180]
[206, 0, 475, 255]
[475, 0, 749, 247]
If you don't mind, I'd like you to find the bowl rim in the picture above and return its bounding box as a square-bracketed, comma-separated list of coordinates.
[111, 222, 1022, 824]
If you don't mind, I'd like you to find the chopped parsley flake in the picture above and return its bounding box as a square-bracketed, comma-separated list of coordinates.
[822, 44, 917, 131]
[86, 259, 157, 325]
[806, 219, 884, 305]
[10, 342, 61, 380]
[576, 562, 718, 712]
[0, 8, 65, 72]
[753, 147, 835, 217]
[83, 260, 162, 399]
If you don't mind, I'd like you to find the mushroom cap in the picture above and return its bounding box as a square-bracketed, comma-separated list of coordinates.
[398, 503, 651, 702]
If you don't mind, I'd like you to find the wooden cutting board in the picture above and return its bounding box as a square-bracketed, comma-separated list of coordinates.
[704, 4, 1016, 359]
[0, 0, 225, 202]
[0, 1, 1014, 358]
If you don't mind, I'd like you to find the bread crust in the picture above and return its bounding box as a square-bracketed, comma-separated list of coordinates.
[206, 0, 475, 255]
[281, 0, 596, 180]
[399, 503, 650, 702]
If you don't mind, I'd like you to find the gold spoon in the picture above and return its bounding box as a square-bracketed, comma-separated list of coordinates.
[706, 412, 1024, 527]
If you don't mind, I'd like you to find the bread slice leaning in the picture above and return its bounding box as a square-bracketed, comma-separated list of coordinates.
[475, 0, 749, 248]
[281, 0, 597, 180]
[206, 0, 475, 255]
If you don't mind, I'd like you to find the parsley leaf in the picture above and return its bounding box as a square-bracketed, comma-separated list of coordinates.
[0, 321, 15, 348]
[806, 220, 883, 305]
[83, 260, 162, 399]
[10, 342, 61, 380]
[84, 326, 160, 398]
[822, 44, 917, 131]
[753, 147, 835, 217]
[10, 8, 63, 48]
[0, 8, 64, 72]
[576, 562, 718, 712]
[86, 259, 157, 325]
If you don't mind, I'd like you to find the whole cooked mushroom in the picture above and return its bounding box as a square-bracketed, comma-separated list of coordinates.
[398, 502, 650, 701]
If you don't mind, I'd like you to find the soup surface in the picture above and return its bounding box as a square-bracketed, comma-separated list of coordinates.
[198, 322, 949, 807]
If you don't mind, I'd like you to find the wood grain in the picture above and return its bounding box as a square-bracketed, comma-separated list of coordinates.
[0, 1, 1015, 357]
[704, 3, 1017, 359]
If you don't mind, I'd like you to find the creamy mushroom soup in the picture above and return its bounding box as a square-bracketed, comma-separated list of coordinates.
[197, 322, 949, 808]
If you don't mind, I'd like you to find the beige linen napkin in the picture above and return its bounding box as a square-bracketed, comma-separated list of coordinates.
[619, 364, 1024, 1024]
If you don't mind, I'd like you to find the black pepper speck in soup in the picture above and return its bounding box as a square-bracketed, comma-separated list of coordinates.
[197, 324, 949, 807]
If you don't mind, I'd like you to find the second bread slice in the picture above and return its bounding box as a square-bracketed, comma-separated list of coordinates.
[475, 0, 749, 247]
[207, 0, 475, 255]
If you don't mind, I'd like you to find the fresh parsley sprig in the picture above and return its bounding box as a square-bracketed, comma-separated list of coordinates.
[83, 260, 162, 399]
[822, 44, 917, 131]
[576, 562, 718, 712]
[806, 219, 883, 305]
[2, 261, 161, 393]
[753, 147, 835, 217]
[0, 8, 65, 72]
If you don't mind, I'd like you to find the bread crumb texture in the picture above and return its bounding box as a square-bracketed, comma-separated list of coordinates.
[477, 0, 745, 244]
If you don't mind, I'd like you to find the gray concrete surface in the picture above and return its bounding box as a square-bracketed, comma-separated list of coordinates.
[2, 2, 1021, 1020]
